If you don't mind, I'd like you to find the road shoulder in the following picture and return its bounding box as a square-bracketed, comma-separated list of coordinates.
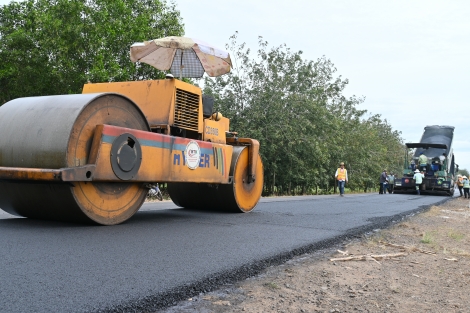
[161, 197, 470, 313]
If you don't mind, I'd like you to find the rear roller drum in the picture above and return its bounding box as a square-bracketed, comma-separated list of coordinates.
[168, 146, 264, 212]
[0, 93, 149, 225]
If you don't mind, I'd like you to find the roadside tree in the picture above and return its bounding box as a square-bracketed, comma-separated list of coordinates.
[204, 33, 404, 195]
[0, 0, 183, 103]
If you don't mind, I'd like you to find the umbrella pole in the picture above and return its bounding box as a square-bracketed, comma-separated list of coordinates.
[179, 50, 183, 80]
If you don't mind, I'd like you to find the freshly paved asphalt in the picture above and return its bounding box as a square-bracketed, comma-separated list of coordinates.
[0, 192, 453, 312]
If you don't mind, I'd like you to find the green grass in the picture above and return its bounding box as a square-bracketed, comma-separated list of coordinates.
[421, 232, 435, 244]
[263, 282, 280, 290]
[448, 230, 465, 241]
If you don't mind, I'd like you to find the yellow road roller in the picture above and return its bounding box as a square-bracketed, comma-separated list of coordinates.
[0, 78, 264, 225]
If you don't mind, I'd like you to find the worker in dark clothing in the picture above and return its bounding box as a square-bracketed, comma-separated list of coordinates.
[379, 169, 388, 194]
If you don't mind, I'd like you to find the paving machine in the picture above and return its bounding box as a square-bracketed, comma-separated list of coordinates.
[394, 125, 456, 196]
[0, 78, 264, 225]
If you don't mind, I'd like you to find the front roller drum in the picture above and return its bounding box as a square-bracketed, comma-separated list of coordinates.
[168, 146, 264, 212]
[0, 93, 149, 225]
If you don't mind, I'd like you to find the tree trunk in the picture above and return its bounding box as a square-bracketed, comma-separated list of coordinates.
[273, 171, 276, 195]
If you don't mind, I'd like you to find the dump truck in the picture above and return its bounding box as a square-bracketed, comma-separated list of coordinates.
[0, 78, 264, 225]
[393, 125, 456, 196]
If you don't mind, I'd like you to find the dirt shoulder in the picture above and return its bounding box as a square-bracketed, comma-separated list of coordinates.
[160, 197, 470, 313]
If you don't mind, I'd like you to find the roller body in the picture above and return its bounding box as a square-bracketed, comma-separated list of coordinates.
[0, 93, 149, 224]
[0, 80, 264, 225]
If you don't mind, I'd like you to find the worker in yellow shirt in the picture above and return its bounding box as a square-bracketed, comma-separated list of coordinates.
[418, 152, 428, 172]
[335, 162, 348, 197]
[456, 175, 464, 197]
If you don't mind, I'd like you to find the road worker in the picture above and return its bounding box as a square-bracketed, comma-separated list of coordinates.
[418, 152, 428, 172]
[463, 176, 470, 199]
[413, 169, 424, 195]
[379, 169, 388, 194]
[335, 162, 348, 197]
[456, 175, 464, 197]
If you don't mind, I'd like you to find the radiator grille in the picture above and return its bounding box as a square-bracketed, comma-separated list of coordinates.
[174, 88, 200, 132]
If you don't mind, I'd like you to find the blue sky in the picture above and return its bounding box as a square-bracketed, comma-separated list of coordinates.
[1, 0, 468, 171]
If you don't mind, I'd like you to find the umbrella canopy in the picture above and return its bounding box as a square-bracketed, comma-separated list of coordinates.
[130, 36, 232, 78]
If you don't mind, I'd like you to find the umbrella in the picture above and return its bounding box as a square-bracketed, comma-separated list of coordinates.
[130, 36, 232, 79]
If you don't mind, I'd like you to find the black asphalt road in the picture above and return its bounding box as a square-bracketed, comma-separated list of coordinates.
[0, 193, 452, 313]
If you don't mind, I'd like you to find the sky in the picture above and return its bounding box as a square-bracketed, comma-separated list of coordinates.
[174, 0, 470, 171]
[1, 0, 468, 170]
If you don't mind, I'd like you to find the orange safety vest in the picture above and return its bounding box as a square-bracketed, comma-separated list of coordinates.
[457, 177, 464, 186]
[336, 168, 347, 181]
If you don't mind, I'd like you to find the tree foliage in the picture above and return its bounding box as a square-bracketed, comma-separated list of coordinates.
[0, 0, 183, 103]
[457, 169, 469, 177]
[204, 33, 404, 195]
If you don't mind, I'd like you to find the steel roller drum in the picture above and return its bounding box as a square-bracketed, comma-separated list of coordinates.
[168, 146, 264, 212]
[0, 93, 150, 225]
